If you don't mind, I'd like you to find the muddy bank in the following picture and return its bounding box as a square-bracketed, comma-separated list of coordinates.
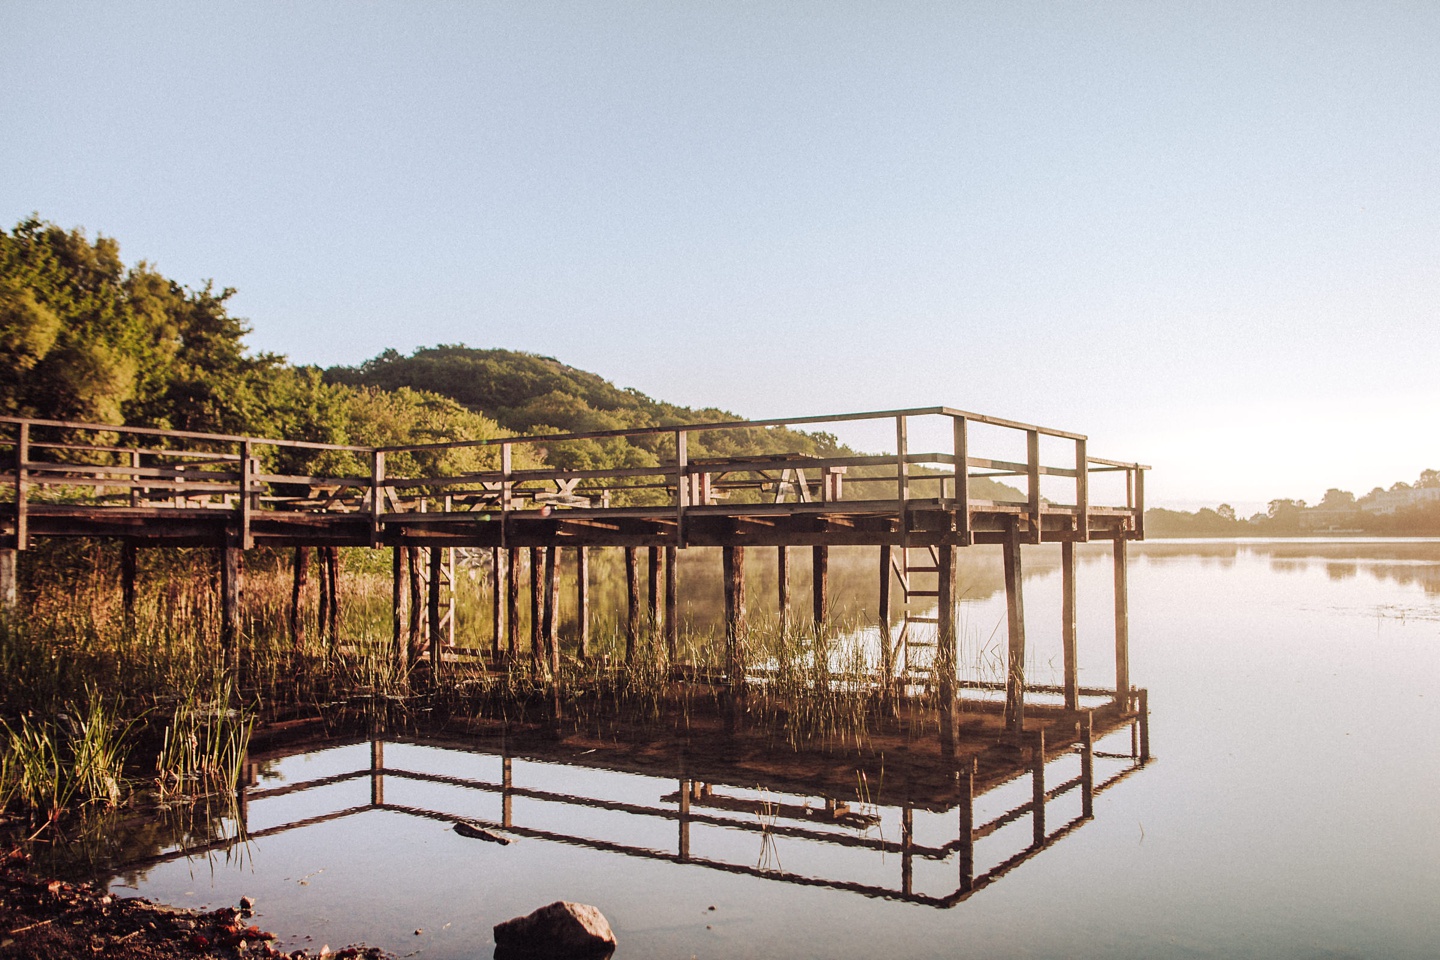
[0, 850, 390, 960]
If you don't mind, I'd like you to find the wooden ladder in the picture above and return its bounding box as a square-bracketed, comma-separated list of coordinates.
[892, 544, 941, 690]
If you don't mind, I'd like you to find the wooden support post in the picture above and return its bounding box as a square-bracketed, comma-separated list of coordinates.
[1081, 710, 1094, 818]
[647, 545, 662, 642]
[1032, 727, 1046, 846]
[1075, 437, 1089, 542]
[1114, 537, 1130, 704]
[722, 545, 747, 706]
[502, 755, 513, 828]
[239, 440, 255, 550]
[1062, 538, 1078, 711]
[878, 543, 893, 700]
[1003, 529, 1027, 737]
[428, 547, 443, 673]
[289, 546, 309, 651]
[529, 546, 543, 667]
[506, 548, 520, 659]
[369, 451, 385, 547]
[811, 544, 829, 637]
[318, 546, 332, 648]
[958, 759, 975, 893]
[1, 549, 17, 616]
[220, 545, 242, 678]
[938, 543, 958, 755]
[1138, 687, 1150, 764]
[777, 545, 791, 637]
[625, 546, 640, 662]
[576, 546, 591, 660]
[901, 804, 914, 896]
[121, 540, 138, 630]
[370, 740, 384, 807]
[543, 544, 559, 675]
[678, 778, 691, 861]
[325, 547, 339, 647]
[953, 415, 970, 544]
[491, 547, 505, 660]
[663, 545, 678, 662]
[391, 547, 404, 668]
[408, 546, 424, 668]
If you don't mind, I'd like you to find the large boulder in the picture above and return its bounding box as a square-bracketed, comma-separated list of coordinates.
[493, 901, 616, 959]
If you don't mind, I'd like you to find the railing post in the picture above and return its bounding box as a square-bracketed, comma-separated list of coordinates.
[500, 442, 512, 548]
[1075, 437, 1089, 542]
[895, 415, 909, 507]
[675, 429, 688, 547]
[370, 450, 386, 547]
[129, 450, 142, 509]
[1026, 428, 1042, 545]
[1134, 466, 1146, 539]
[239, 440, 255, 550]
[952, 415, 970, 545]
[14, 422, 28, 551]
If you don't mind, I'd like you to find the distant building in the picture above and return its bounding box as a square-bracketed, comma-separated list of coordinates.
[1360, 486, 1440, 515]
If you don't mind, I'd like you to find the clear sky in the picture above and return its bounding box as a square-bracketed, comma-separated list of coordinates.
[3, 2, 1437, 510]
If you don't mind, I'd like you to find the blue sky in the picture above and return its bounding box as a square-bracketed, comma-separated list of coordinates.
[4, 2, 1437, 509]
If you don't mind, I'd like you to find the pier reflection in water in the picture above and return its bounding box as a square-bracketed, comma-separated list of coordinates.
[115, 714, 1148, 953]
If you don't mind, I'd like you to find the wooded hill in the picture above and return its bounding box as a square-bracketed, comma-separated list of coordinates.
[1, 216, 1020, 499]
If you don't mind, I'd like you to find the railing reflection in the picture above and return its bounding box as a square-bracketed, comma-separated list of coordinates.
[135, 715, 1150, 909]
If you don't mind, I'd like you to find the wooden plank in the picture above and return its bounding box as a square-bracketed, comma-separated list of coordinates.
[1002, 529, 1026, 736]
[895, 415, 910, 506]
[369, 451, 385, 547]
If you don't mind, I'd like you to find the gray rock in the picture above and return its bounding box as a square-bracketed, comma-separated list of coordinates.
[493, 901, 616, 959]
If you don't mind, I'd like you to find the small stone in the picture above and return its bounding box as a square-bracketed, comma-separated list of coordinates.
[414, 929, 423, 935]
[240, 895, 256, 911]
[494, 901, 616, 959]
[707, 905, 715, 911]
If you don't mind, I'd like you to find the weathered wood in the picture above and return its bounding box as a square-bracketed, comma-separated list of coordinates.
[220, 545, 242, 676]
[811, 543, 829, 627]
[722, 545, 747, 696]
[14, 422, 28, 551]
[678, 778, 691, 861]
[428, 547, 443, 672]
[407, 545, 424, 668]
[370, 740, 384, 806]
[491, 547, 505, 659]
[663, 545, 678, 661]
[937, 543, 957, 756]
[1003, 529, 1027, 736]
[958, 759, 975, 892]
[1081, 710, 1094, 818]
[1032, 727, 1046, 846]
[1138, 687, 1150, 764]
[625, 546, 640, 662]
[901, 804, 914, 896]
[289, 546, 309, 650]
[647, 545, 662, 642]
[529, 546, 543, 666]
[506, 548, 520, 659]
[543, 544, 559, 675]
[121, 540, 138, 629]
[325, 546, 340, 643]
[392, 546, 404, 667]
[1114, 537, 1130, 703]
[576, 546, 591, 660]
[777, 545, 791, 637]
[1, 549, 17, 615]
[877, 543, 893, 697]
[953, 416, 970, 544]
[1026, 429, 1042, 545]
[317, 546, 333, 649]
[1061, 539, 1078, 711]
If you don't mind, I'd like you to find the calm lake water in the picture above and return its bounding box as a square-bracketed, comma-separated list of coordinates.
[109, 539, 1440, 959]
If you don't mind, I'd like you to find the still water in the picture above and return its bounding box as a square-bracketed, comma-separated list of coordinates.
[111, 540, 1440, 958]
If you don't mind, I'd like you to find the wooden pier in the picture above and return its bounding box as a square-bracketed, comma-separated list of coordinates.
[1, 405, 1148, 737]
